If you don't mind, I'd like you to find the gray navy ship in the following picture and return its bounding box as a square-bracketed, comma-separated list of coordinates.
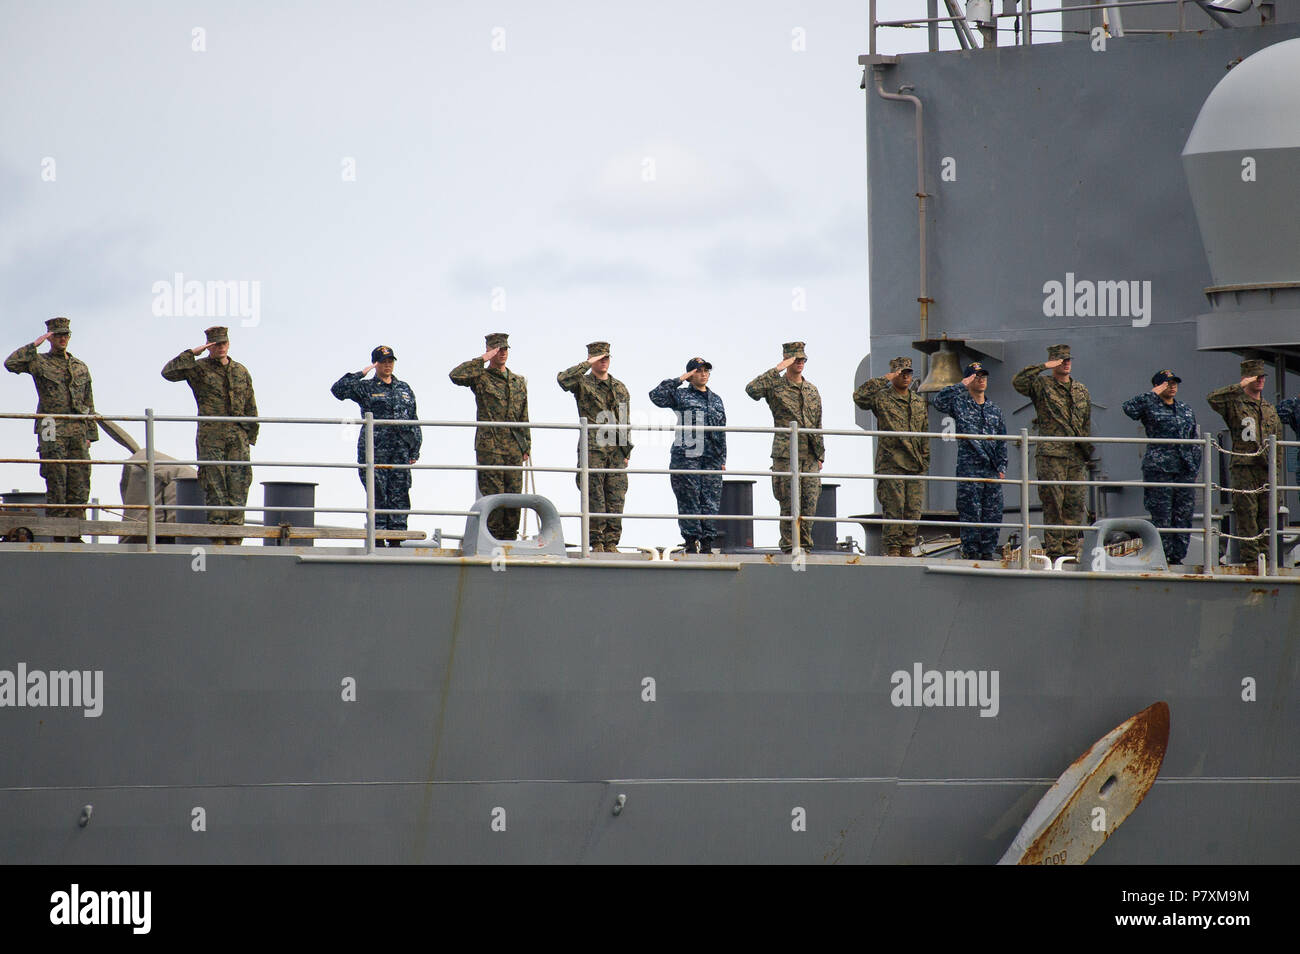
[3, 2, 1299, 863]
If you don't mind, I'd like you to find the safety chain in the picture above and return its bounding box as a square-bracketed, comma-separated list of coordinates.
[1218, 528, 1269, 542]
[1212, 482, 1274, 496]
[1213, 438, 1271, 459]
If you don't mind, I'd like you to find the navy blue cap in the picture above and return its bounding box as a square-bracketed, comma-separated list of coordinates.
[1151, 369, 1181, 385]
[964, 362, 989, 376]
[372, 346, 396, 363]
[686, 357, 713, 372]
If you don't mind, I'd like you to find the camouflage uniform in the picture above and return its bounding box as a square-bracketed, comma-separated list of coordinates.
[450, 333, 531, 540]
[161, 327, 258, 534]
[1207, 360, 1283, 565]
[1121, 375, 1202, 564]
[932, 371, 1007, 559]
[746, 343, 824, 553]
[557, 342, 634, 551]
[332, 347, 422, 534]
[4, 318, 99, 521]
[854, 357, 932, 556]
[649, 361, 727, 546]
[1013, 345, 1094, 560]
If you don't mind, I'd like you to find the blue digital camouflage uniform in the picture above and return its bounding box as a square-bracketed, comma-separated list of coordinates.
[1280, 398, 1300, 436]
[1281, 397, 1300, 493]
[932, 384, 1008, 558]
[331, 372, 422, 532]
[649, 379, 727, 543]
[1121, 392, 1202, 563]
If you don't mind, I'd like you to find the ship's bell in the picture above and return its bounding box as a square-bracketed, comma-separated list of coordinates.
[918, 343, 964, 393]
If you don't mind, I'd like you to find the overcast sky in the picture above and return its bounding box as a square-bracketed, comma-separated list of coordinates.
[0, 1, 1057, 548]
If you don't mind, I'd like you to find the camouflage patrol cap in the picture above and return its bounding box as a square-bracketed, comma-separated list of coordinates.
[45, 317, 71, 335]
[1047, 344, 1071, 361]
[587, 341, 611, 358]
[782, 342, 807, 359]
[371, 345, 396, 363]
[890, 356, 914, 373]
[485, 333, 509, 350]
[1151, 369, 1182, 385]
[1240, 358, 1268, 378]
[205, 326, 229, 344]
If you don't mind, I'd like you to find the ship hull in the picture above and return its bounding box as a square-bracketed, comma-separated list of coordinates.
[3, 550, 1295, 863]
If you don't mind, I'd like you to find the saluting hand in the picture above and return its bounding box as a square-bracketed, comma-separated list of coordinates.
[884, 370, 900, 382]
[962, 373, 977, 387]
[361, 363, 377, 376]
[34, 332, 53, 347]
[776, 356, 796, 373]
[679, 371, 692, 382]
[1240, 375, 1259, 389]
[1151, 381, 1171, 397]
[483, 347, 501, 362]
[191, 342, 213, 356]
[1044, 359, 1064, 370]
[586, 352, 609, 366]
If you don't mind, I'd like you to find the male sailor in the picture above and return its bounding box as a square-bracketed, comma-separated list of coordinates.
[5, 317, 99, 538]
[1013, 344, 1093, 560]
[1121, 370, 1201, 565]
[932, 363, 1007, 560]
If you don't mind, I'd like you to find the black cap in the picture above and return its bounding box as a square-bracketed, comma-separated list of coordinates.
[964, 362, 989, 376]
[1151, 369, 1181, 385]
[685, 357, 713, 372]
[372, 346, 396, 363]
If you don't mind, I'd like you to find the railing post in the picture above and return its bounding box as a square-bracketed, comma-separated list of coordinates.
[364, 412, 375, 554]
[1267, 434, 1278, 575]
[1202, 433, 1215, 573]
[145, 408, 157, 552]
[579, 417, 590, 558]
[870, 0, 877, 55]
[1025, 0, 1033, 44]
[1019, 428, 1031, 569]
[790, 421, 801, 557]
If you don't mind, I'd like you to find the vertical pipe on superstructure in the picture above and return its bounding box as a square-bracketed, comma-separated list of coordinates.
[1202, 433, 1215, 574]
[1020, 429, 1031, 569]
[1025, 0, 1033, 44]
[869, 0, 877, 55]
[873, 71, 928, 345]
[927, 0, 939, 51]
[364, 412, 375, 554]
[145, 407, 156, 553]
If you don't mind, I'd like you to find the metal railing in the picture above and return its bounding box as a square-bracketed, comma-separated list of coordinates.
[1, 409, 1297, 575]
[868, 0, 1248, 55]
